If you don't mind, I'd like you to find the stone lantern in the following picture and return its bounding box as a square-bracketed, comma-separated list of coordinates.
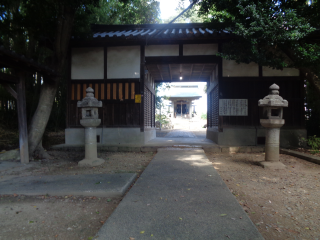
[258, 84, 288, 169]
[77, 87, 105, 167]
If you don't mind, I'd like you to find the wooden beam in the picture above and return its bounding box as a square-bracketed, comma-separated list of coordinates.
[3, 83, 17, 99]
[16, 72, 29, 163]
[0, 71, 19, 83]
[189, 64, 194, 81]
[168, 64, 172, 81]
[145, 55, 220, 64]
[157, 64, 164, 81]
[198, 65, 206, 81]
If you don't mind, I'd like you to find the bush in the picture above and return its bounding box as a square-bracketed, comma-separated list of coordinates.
[155, 114, 169, 126]
[201, 113, 207, 120]
[301, 135, 320, 154]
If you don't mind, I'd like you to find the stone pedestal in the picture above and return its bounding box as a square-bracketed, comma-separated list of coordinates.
[259, 121, 285, 169]
[78, 120, 105, 167]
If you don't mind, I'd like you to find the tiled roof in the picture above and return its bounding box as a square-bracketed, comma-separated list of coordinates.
[169, 92, 202, 98]
[91, 23, 231, 40]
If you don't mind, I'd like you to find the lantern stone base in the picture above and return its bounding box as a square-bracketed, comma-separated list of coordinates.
[78, 158, 105, 167]
[259, 161, 286, 169]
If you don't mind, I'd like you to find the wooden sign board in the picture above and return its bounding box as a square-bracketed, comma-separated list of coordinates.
[219, 99, 248, 116]
[135, 94, 141, 103]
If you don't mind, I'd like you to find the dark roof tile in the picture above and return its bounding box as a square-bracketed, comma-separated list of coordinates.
[91, 23, 232, 40]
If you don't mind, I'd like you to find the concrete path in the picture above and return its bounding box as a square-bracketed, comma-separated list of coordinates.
[165, 129, 197, 138]
[0, 173, 136, 197]
[95, 148, 264, 240]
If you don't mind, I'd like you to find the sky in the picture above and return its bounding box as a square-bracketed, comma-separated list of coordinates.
[159, 0, 189, 20]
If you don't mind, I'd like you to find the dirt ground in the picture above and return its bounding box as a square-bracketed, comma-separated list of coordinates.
[0, 150, 156, 240]
[205, 151, 320, 240]
[1, 147, 320, 239]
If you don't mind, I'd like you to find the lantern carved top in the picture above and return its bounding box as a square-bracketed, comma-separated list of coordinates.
[258, 84, 288, 107]
[77, 87, 102, 108]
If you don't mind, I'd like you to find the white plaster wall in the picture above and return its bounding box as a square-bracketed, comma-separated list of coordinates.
[71, 48, 104, 79]
[65, 128, 156, 145]
[183, 44, 218, 55]
[223, 59, 259, 77]
[107, 46, 140, 79]
[262, 67, 299, 76]
[145, 45, 179, 56]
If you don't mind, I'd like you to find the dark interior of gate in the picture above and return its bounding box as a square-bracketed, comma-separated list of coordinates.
[146, 63, 216, 82]
[66, 23, 306, 147]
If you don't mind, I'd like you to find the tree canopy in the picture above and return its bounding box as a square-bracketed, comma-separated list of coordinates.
[0, 0, 161, 157]
[198, 0, 320, 71]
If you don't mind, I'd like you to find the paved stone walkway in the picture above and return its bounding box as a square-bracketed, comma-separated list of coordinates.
[165, 129, 197, 138]
[95, 148, 264, 240]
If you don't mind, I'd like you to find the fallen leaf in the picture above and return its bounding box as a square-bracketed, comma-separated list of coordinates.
[220, 214, 227, 217]
[179, 217, 182, 220]
[140, 231, 145, 234]
[129, 238, 135, 240]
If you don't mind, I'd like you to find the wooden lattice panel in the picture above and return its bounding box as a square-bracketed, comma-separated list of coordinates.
[144, 85, 154, 127]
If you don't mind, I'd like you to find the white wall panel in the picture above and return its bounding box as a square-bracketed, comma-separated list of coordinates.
[183, 44, 218, 55]
[223, 59, 259, 77]
[262, 67, 299, 76]
[107, 46, 140, 79]
[145, 45, 179, 56]
[71, 48, 104, 79]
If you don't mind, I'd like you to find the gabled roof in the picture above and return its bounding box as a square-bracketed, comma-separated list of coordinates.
[169, 91, 202, 98]
[91, 23, 232, 40]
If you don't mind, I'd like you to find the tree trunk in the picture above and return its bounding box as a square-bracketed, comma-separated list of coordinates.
[27, 5, 76, 158]
[300, 67, 320, 96]
[28, 79, 58, 155]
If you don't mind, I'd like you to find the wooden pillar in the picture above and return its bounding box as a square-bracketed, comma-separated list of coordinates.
[16, 72, 29, 163]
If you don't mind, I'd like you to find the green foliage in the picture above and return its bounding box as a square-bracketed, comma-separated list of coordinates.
[201, 113, 207, 120]
[163, 0, 209, 23]
[197, 0, 320, 70]
[155, 114, 169, 126]
[301, 135, 320, 154]
[155, 83, 169, 110]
